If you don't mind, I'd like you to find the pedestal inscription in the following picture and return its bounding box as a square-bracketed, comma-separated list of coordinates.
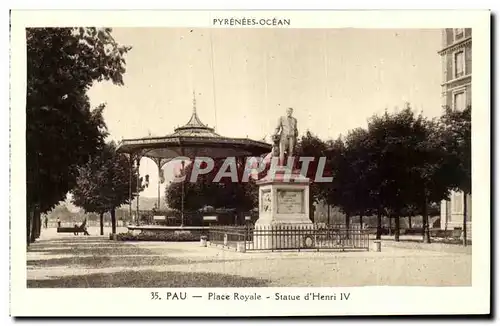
[277, 189, 304, 214]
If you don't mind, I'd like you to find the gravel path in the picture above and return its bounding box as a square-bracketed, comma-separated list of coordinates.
[27, 228, 472, 287]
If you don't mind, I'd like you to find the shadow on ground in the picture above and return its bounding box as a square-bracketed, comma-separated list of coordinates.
[385, 238, 472, 245]
[27, 255, 187, 268]
[27, 270, 270, 288]
[28, 246, 186, 256]
[28, 237, 243, 272]
[27, 238, 193, 268]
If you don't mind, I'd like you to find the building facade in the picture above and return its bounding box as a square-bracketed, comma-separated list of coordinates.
[438, 28, 472, 232]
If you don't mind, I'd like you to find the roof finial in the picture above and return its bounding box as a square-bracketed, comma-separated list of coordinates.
[192, 90, 197, 114]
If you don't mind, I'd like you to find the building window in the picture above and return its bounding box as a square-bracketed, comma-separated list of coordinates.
[454, 51, 465, 78]
[454, 28, 465, 40]
[453, 91, 466, 111]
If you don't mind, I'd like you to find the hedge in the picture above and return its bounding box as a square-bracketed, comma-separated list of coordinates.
[115, 231, 201, 242]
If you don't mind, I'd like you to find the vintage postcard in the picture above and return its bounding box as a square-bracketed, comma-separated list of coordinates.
[10, 9, 490, 317]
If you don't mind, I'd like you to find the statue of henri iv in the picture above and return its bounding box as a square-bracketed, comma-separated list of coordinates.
[273, 107, 298, 166]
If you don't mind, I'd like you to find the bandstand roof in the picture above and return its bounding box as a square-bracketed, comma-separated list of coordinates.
[116, 95, 271, 162]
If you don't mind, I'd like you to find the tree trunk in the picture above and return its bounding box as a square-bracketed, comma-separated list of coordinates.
[388, 217, 392, 236]
[408, 216, 412, 229]
[27, 205, 32, 246]
[110, 208, 117, 235]
[327, 205, 331, 225]
[359, 215, 363, 229]
[30, 205, 39, 244]
[394, 215, 400, 242]
[463, 192, 468, 247]
[422, 194, 431, 243]
[36, 213, 42, 239]
[376, 209, 382, 240]
[345, 213, 350, 239]
[99, 212, 104, 236]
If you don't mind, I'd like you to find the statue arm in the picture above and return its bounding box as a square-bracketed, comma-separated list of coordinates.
[274, 117, 282, 136]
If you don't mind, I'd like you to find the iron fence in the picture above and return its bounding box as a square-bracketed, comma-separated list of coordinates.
[208, 224, 370, 252]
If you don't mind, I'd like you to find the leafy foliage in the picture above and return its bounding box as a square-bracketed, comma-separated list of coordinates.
[323, 105, 467, 242]
[115, 231, 201, 242]
[71, 142, 141, 232]
[165, 158, 258, 213]
[295, 131, 332, 203]
[440, 106, 472, 194]
[26, 27, 131, 242]
[439, 105, 472, 245]
[27, 28, 131, 213]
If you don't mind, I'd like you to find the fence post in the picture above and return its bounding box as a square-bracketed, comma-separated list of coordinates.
[200, 235, 207, 247]
[298, 225, 301, 252]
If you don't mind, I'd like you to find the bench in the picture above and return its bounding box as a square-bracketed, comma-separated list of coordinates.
[57, 226, 89, 235]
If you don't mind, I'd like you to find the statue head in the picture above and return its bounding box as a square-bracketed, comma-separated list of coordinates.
[286, 107, 293, 117]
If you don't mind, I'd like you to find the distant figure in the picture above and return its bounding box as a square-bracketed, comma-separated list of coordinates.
[81, 218, 90, 236]
[74, 218, 89, 236]
[44, 216, 48, 229]
[56, 218, 61, 228]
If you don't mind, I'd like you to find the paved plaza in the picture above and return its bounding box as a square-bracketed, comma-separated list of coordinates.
[27, 227, 471, 288]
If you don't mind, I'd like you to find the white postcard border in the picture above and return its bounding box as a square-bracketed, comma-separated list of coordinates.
[10, 9, 491, 317]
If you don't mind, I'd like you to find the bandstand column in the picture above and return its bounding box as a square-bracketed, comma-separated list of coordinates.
[152, 157, 168, 211]
[128, 154, 133, 224]
[157, 171, 161, 209]
[135, 157, 141, 225]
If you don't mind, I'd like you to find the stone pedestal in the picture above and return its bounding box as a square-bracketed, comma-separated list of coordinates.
[253, 168, 313, 250]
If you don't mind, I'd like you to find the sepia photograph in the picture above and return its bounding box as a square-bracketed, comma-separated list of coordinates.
[10, 9, 490, 317]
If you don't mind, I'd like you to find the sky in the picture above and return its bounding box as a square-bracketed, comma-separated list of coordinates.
[87, 28, 443, 200]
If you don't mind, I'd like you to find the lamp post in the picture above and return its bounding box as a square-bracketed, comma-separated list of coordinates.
[135, 159, 140, 225]
[181, 160, 185, 227]
[128, 155, 133, 224]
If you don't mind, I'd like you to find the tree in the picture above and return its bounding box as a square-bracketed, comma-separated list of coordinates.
[322, 137, 345, 212]
[324, 129, 379, 236]
[27, 27, 131, 244]
[295, 131, 332, 222]
[342, 128, 377, 230]
[405, 114, 452, 243]
[71, 142, 141, 235]
[165, 174, 211, 213]
[165, 158, 259, 218]
[440, 105, 471, 246]
[359, 105, 459, 242]
[364, 107, 430, 241]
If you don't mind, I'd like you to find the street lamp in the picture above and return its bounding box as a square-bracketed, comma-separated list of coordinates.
[181, 160, 185, 227]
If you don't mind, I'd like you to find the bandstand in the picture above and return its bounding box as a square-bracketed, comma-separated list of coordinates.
[116, 94, 271, 225]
